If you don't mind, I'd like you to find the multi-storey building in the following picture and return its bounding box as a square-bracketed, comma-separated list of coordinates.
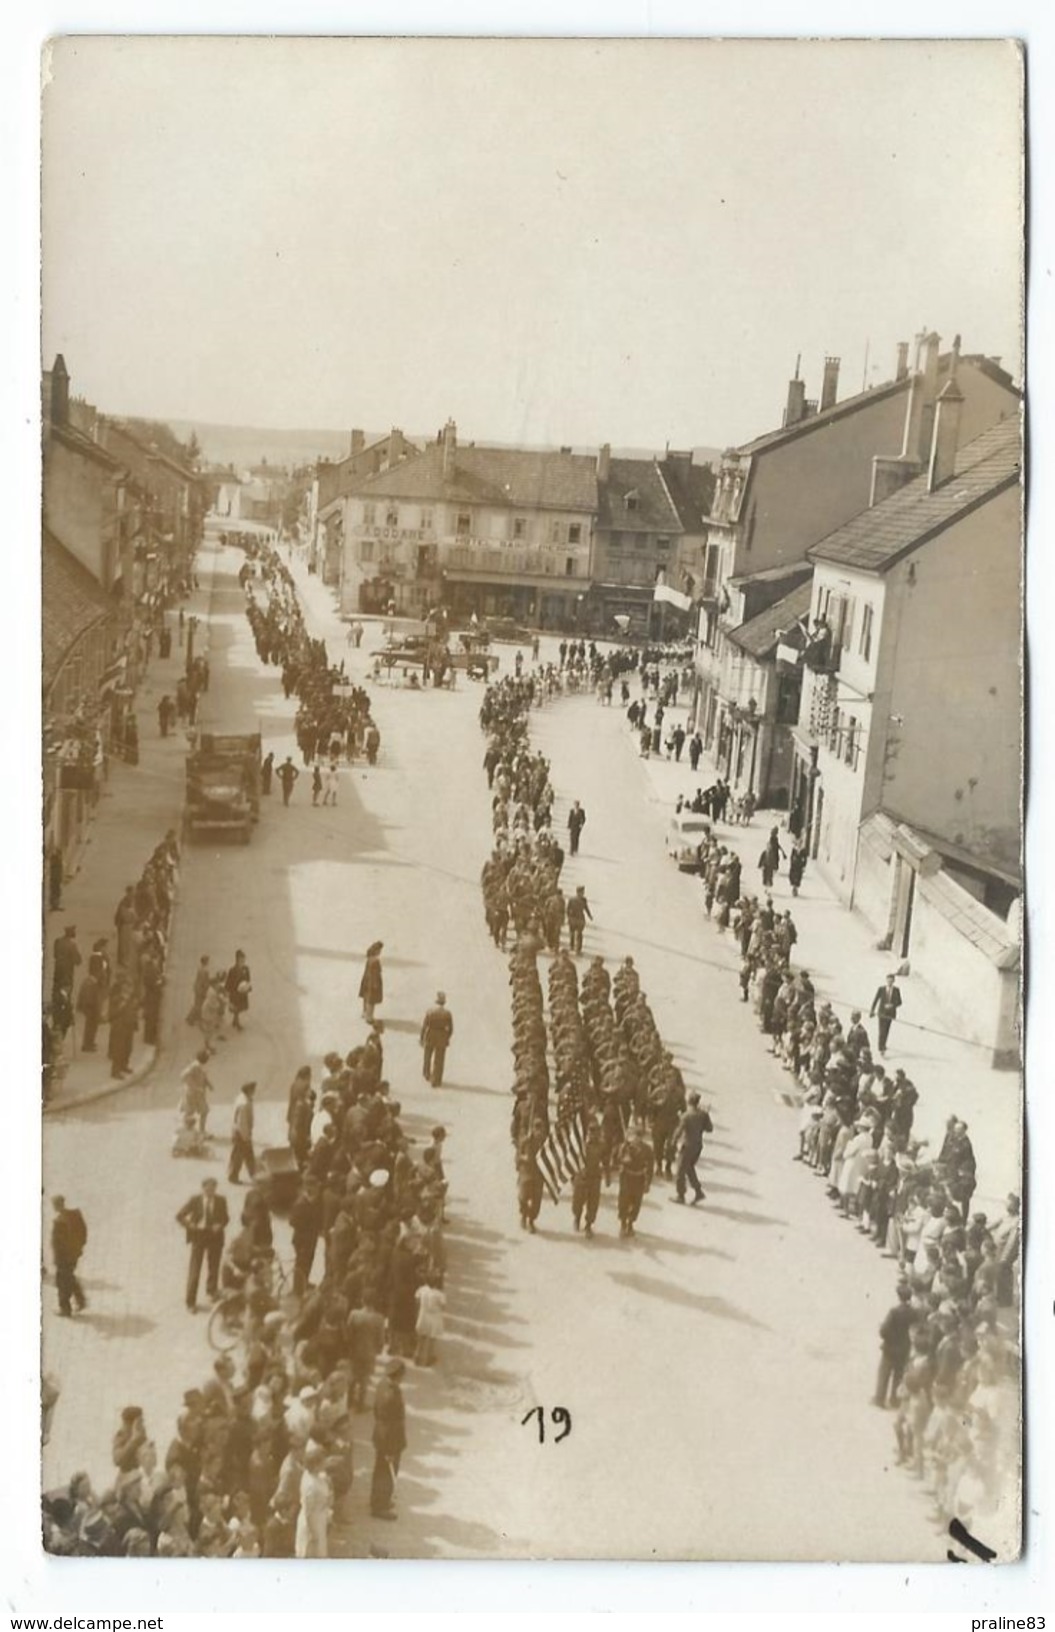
[790, 397, 1021, 1065]
[691, 336, 1020, 760]
[310, 428, 418, 585]
[333, 421, 598, 624]
[589, 447, 713, 637]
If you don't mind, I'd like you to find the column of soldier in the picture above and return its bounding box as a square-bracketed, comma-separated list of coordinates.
[691, 820, 1020, 1533]
[479, 676, 689, 1240]
[243, 546, 379, 766]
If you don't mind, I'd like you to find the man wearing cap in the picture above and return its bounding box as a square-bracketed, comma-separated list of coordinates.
[870, 973, 904, 1055]
[176, 1178, 230, 1312]
[370, 1360, 407, 1520]
[228, 1081, 257, 1183]
[565, 885, 593, 955]
[671, 1093, 713, 1205]
[50, 1195, 88, 1317]
[420, 992, 454, 1087]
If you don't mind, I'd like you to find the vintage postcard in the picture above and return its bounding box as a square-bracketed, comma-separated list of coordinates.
[38, 35, 1024, 1564]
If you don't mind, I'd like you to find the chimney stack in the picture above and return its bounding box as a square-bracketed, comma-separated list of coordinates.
[783, 356, 806, 427]
[349, 429, 365, 457]
[441, 419, 457, 481]
[820, 356, 840, 413]
[597, 443, 611, 481]
[927, 338, 963, 492]
[50, 353, 70, 427]
[895, 341, 910, 382]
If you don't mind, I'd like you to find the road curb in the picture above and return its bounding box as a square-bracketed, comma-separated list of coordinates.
[44, 1045, 161, 1117]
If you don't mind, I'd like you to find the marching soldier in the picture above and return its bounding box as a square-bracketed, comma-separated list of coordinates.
[616, 1120, 654, 1238]
[571, 1121, 604, 1238]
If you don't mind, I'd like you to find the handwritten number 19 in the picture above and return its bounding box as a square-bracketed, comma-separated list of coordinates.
[522, 1406, 572, 1444]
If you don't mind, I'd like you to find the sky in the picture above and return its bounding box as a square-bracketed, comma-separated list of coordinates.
[40, 36, 1024, 451]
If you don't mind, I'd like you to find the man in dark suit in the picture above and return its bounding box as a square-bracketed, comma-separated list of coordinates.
[870, 973, 904, 1055]
[176, 1177, 229, 1312]
[51, 1195, 88, 1317]
[567, 800, 587, 856]
[370, 1360, 407, 1519]
[420, 992, 454, 1087]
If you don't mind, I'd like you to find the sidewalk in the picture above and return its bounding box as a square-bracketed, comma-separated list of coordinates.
[614, 692, 1021, 1216]
[43, 537, 220, 1113]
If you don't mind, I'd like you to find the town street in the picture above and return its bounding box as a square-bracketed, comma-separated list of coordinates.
[43, 528, 953, 1560]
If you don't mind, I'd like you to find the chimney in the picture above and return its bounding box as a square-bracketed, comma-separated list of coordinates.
[895, 341, 910, 382]
[50, 353, 69, 426]
[916, 330, 941, 463]
[349, 429, 365, 457]
[783, 355, 806, 427]
[898, 330, 940, 466]
[388, 428, 405, 464]
[927, 340, 964, 492]
[820, 356, 840, 413]
[441, 419, 457, 481]
[597, 443, 611, 482]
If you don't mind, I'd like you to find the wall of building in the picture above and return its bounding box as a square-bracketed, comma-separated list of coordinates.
[735, 364, 1017, 582]
[739, 391, 909, 576]
[854, 819, 896, 936]
[44, 441, 114, 586]
[864, 485, 1020, 875]
[909, 870, 1018, 1065]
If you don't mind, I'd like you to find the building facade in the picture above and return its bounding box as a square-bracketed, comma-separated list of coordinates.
[691, 336, 1020, 762]
[589, 448, 713, 638]
[789, 407, 1021, 1065]
[334, 422, 598, 623]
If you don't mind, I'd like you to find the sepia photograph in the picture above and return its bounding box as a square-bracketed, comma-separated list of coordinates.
[35, 33, 1025, 1569]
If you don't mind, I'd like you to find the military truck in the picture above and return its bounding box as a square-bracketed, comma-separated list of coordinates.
[183, 731, 262, 844]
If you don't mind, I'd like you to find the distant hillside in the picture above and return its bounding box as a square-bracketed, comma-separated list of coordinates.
[165, 419, 725, 476]
[167, 421, 354, 473]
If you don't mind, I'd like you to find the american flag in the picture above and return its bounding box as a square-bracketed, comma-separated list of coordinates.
[535, 1087, 589, 1202]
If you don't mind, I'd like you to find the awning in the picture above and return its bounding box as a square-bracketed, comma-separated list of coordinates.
[653, 583, 693, 611]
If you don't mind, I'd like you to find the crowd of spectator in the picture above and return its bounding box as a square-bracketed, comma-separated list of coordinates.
[45, 830, 182, 1099]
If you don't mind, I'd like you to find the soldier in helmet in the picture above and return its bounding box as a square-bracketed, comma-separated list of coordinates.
[616, 1120, 654, 1238]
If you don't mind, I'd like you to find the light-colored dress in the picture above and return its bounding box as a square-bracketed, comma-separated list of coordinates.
[415, 1284, 445, 1338]
[294, 1466, 332, 1559]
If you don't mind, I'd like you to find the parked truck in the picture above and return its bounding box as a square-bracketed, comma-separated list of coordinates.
[183, 731, 262, 844]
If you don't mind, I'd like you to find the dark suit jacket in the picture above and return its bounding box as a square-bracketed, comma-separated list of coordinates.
[177, 1193, 229, 1240]
[372, 1378, 407, 1455]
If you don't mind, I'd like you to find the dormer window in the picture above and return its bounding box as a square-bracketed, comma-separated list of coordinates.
[624, 491, 639, 512]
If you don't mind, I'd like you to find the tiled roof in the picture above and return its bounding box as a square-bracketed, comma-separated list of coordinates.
[807, 416, 1021, 573]
[660, 458, 715, 533]
[42, 530, 114, 694]
[727, 580, 813, 660]
[51, 421, 125, 473]
[353, 442, 598, 512]
[597, 459, 682, 533]
[738, 376, 908, 456]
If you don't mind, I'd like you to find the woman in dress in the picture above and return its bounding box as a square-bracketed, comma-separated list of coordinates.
[414, 1276, 445, 1368]
[225, 950, 253, 1032]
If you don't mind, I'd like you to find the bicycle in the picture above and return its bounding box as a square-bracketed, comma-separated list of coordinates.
[206, 1253, 293, 1353]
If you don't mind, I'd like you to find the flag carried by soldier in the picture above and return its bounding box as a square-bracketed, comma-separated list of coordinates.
[536, 1085, 589, 1202]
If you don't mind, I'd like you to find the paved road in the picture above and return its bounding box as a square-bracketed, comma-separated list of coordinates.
[43, 533, 946, 1559]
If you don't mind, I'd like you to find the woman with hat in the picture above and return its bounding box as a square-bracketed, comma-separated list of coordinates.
[360, 942, 384, 1023]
